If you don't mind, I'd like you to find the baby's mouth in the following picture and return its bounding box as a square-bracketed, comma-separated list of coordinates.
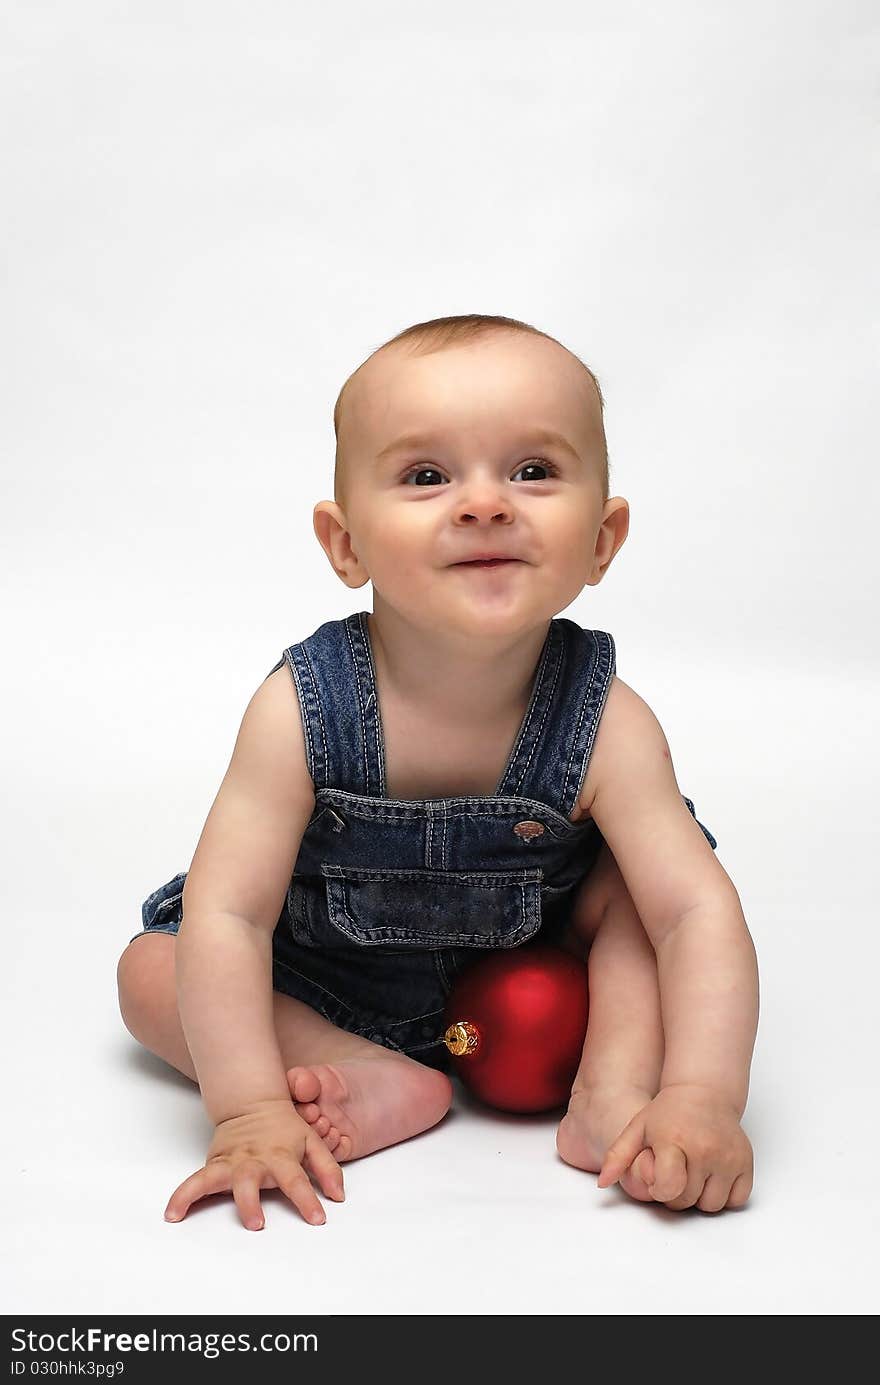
[454, 559, 521, 568]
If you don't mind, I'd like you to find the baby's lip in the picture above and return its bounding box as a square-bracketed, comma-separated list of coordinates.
[452, 554, 522, 564]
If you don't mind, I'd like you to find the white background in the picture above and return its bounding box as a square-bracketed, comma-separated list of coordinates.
[3, 0, 878, 1316]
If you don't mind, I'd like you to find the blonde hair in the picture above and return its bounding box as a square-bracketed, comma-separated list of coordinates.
[332, 314, 609, 506]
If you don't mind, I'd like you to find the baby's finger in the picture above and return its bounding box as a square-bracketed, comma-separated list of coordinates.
[303, 1131, 346, 1202]
[696, 1173, 733, 1214]
[597, 1111, 647, 1188]
[270, 1155, 328, 1226]
[232, 1160, 269, 1231]
[164, 1160, 231, 1222]
[728, 1169, 753, 1209]
[648, 1143, 688, 1203]
[663, 1169, 710, 1212]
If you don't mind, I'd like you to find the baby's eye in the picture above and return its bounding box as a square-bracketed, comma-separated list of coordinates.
[511, 459, 558, 482]
[403, 467, 446, 486]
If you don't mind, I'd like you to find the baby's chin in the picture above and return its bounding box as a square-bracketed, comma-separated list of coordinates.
[389, 591, 557, 640]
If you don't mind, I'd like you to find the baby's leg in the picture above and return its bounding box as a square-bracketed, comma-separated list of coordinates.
[554, 843, 664, 1201]
[116, 933, 452, 1161]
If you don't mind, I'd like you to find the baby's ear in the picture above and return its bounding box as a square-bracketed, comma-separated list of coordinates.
[588, 497, 629, 585]
[313, 502, 370, 588]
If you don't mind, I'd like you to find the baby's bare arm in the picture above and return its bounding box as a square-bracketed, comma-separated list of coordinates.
[587, 678, 759, 1114]
[177, 666, 318, 1121]
[584, 680, 758, 1207]
[175, 912, 291, 1123]
[162, 672, 345, 1228]
[654, 896, 758, 1116]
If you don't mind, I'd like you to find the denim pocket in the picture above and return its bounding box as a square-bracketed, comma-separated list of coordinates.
[320, 864, 543, 949]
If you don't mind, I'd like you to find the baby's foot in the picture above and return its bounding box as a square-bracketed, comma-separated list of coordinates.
[286, 1055, 453, 1162]
[556, 1085, 656, 1202]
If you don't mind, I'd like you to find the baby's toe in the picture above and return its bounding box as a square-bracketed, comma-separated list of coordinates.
[286, 1065, 322, 1105]
[294, 1101, 322, 1126]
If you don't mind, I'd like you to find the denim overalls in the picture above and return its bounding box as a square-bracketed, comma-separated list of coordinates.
[136, 611, 718, 1071]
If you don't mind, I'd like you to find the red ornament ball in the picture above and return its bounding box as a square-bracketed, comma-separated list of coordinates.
[443, 944, 590, 1114]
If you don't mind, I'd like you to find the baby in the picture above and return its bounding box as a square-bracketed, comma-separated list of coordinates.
[118, 313, 759, 1230]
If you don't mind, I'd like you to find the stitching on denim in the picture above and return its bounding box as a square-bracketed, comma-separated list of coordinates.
[286, 877, 316, 931]
[141, 875, 188, 928]
[387, 932, 528, 947]
[301, 643, 329, 786]
[561, 630, 598, 805]
[273, 956, 359, 1017]
[322, 866, 543, 885]
[143, 872, 185, 909]
[404, 1043, 447, 1060]
[500, 620, 556, 795]
[343, 620, 371, 803]
[310, 792, 586, 832]
[344, 616, 367, 790]
[386, 1004, 446, 1028]
[357, 612, 388, 797]
[567, 629, 615, 809]
[434, 949, 455, 990]
[562, 627, 605, 810]
[515, 648, 565, 792]
[286, 645, 324, 789]
[510, 623, 565, 799]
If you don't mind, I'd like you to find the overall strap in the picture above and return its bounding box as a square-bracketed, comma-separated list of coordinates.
[497, 618, 616, 819]
[271, 614, 381, 795]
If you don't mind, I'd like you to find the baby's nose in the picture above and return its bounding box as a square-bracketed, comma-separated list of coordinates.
[456, 490, 515, 522]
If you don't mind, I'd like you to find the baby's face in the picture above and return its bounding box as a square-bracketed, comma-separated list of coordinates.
[315, 334, 623, 640]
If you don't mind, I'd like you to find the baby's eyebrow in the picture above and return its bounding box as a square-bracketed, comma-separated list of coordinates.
[374, 428, 583, 465]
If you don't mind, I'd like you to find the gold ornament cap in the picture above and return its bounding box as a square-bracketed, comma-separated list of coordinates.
[443, 1020, 480, 1058]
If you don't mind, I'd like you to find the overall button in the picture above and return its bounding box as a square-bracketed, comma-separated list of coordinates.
[513, 820, 545, 841]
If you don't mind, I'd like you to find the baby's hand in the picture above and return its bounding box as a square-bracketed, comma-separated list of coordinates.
[597, 1084, 753, 1212]
[164, 1098, 345, 1230]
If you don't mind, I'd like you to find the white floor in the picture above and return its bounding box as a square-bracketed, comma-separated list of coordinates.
[4, 664, 878, 1316]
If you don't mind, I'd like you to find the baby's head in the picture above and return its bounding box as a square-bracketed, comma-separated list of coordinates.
[314, 314, 629, 639]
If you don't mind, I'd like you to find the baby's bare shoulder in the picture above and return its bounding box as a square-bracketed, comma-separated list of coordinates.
[258, 664, 312, 779]
[578, 677, 665, 815]
[182, 662, 316, 930]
